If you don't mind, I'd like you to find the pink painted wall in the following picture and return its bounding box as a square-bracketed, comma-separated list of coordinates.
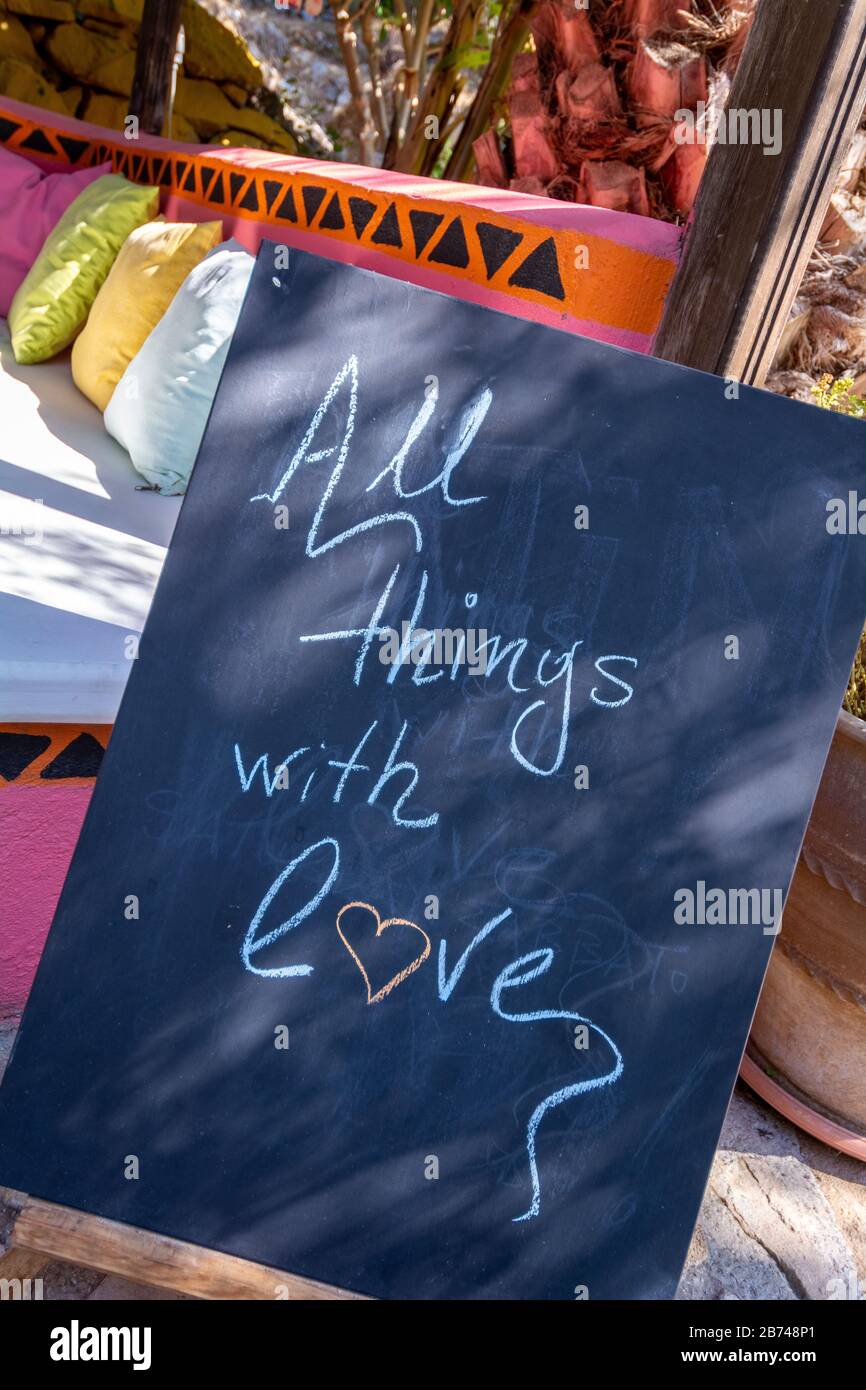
[0, 786, 92, 1018]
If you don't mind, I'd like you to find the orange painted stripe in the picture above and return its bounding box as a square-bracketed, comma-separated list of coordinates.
[180, 159, 675, 338]
[0, 106, 675, 338]
[0, 724, 110, 788]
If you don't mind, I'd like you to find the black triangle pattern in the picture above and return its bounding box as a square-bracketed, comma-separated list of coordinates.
[408, 209, 444, 256]
[302, 185, 326, 223]
[348, 196, 376, 238]
[20, 127, 56, 155]
[40, 732, 105, 781]
[0, 732, 51, 782]
[476, 222, 523, 279]
[239, 179, 259, 212]
[57, 135, 88, 164]
[319, 192, 344, 230]
[263, 178, 283, 213]
[274, 185, 297, 221]
[429, 217, 469, 268]
[371, 202, 401, 247]
[0, 118, 576, 312]
[508, 237, 565, 301]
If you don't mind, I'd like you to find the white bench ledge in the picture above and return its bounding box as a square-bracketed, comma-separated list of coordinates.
[0, 323, 182, 724]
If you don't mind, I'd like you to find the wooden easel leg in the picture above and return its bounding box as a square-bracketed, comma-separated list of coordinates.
[0, 1244, 49, 1286]
[5, 1195, 367, 1301]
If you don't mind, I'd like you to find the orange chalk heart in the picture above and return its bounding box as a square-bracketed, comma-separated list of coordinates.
[336, 901, 431, 1005]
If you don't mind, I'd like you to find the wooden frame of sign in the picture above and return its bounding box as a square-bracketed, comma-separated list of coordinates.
[0, 1192, 366, 1300]
[4, 0, 866, 1305]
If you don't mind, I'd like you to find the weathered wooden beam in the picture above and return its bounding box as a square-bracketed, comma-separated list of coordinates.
[653, 0, 866, 384]
[9, 1196, 367, 1300]
[128, 0, 184, 138]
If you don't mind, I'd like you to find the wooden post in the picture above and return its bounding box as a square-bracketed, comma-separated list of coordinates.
[128, 0, 184, 138]
[653, 0, 866, 384]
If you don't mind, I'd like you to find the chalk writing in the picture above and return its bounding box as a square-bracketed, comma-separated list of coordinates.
[237, 353, 638, 1219]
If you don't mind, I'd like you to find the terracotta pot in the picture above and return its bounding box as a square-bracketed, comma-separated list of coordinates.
[745, 710, 866, 1157]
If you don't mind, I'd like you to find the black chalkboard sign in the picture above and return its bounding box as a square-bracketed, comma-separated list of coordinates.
[1, 247, 865, 1300]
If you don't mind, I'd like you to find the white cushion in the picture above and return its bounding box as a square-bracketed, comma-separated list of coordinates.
[104, 239, 254, 495]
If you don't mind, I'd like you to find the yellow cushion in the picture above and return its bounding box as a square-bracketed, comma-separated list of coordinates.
[71, 218, 223, 411]
[9, 173, 159, 365]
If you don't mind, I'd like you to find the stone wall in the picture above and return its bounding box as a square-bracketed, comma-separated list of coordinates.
[0, 0, 297, 151]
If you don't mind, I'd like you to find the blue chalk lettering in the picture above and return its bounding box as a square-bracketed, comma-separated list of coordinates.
[590, 655, 638, 708]
[367, 721, 439, 830]
[241, 837, 340, 979]
[491, 949, 624, 1221]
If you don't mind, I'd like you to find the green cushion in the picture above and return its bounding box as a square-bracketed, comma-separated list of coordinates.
[8, 173, 159, 365]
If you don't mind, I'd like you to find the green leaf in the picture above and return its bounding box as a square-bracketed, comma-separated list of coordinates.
[444, 42, 492, 70]
[812, 372, 866, 417]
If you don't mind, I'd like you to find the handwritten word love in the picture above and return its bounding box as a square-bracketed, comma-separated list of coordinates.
[241, 837, 623, 1222]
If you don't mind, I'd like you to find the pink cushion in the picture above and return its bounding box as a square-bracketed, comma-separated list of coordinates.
[0, 149, 112, 316]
